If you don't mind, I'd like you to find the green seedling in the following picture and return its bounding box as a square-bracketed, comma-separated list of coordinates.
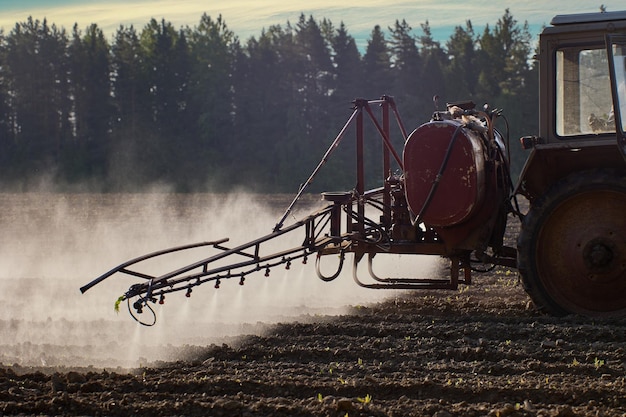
[114, 296, 124, 313]
[594, 357, 605, 370]
[357, 394, 372, 404]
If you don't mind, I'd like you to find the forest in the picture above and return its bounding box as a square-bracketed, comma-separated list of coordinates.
[0, 9, 537, 193]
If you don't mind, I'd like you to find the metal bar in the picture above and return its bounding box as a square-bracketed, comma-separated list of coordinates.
[463, 258, 472, 285]
[138, 223, 350, 298]
[382, 98, 392, 229]
[354, 241, 446, 256]
[212, 243, 259, 260]
[356, 104, 365, 236]
[366, 253, 451, 284]
[307, 209, 332, 244]
[352, 254, 457, 290]
[87, 205, 334, 299]
[386, 95, 409, 140]
[118, 268, 157, 281]
[120, 207, 335, 296]
[450, 257, 459, 290]
[156, 243, 313, 289]
[80, 239, 229, 293]
[147, 247, 315, 298]
[158, 208, 332, 282]
[274, 107, 362, 232]
[362, 104, 404, 170]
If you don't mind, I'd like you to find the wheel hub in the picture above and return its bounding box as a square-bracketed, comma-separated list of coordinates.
[583, 238, 616, 272]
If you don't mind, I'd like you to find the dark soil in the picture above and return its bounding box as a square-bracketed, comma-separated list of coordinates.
[2, 216, 626, 417]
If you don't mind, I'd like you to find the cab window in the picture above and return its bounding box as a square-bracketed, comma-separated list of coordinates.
[556, 46, 614, 136]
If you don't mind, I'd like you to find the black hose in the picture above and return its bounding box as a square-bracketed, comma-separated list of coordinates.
[413, 123, 465, 225]
[128, 297, 157, 326]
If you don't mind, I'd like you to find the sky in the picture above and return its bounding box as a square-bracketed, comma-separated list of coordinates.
[0, 0, 624, 49]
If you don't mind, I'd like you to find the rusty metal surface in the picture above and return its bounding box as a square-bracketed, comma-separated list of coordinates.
[516, 141, 625, 200]
[535, 187, 626, 314]
[403, 120, 485, 227]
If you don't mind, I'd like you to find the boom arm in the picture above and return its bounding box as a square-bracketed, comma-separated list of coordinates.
[81, 205, 341, 321]
[81, 96, 517, 325]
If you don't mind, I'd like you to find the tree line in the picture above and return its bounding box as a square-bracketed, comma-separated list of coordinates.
[0, 10, 537, 192]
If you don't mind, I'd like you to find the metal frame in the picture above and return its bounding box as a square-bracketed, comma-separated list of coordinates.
[82, 96, 511, 324]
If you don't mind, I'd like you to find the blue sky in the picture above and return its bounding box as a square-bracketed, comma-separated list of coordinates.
[1, 0, 624, 48]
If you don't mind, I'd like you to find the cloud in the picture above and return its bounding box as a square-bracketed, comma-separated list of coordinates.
[0, 0, 622, 45]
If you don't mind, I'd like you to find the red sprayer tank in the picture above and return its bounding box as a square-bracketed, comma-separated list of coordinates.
[403, 107, 508, 253]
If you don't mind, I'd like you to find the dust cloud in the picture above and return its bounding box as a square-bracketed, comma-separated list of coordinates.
[0, 191, 439, 368]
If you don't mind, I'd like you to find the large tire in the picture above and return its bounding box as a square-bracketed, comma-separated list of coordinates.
[517, 169, 626, 317]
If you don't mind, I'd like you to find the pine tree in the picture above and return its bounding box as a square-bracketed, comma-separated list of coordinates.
[362, 25, 391, 99]
[67, 23, 112, 182]
[5, 17, 71, 175]
[0, 30, 14, 174]
[444, 21, 478, 100]
[416, 20, 446, 117]
[388, 19, 422, 116]
[330, 22, 362, 103]
[187, 14, 237, 186]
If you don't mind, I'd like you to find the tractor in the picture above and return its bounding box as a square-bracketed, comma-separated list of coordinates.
[82, 10, 626, 323]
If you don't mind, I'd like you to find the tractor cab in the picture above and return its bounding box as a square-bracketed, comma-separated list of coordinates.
[517, 10, 626, 201]
[515, 11, 626, 318]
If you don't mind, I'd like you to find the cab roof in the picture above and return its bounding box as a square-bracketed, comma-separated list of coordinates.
[551, 10, 626, 25]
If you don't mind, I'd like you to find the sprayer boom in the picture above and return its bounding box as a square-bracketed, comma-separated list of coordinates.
[82, 96, 519, 325]
[80, 205, 343, 323]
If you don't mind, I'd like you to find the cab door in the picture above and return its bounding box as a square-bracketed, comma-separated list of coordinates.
[606, 34, 626, 158]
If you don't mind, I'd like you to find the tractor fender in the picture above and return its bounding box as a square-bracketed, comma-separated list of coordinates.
[515, 139, 626, 201]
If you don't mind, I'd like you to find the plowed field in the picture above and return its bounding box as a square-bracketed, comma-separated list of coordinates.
[1, 196, 625, 416]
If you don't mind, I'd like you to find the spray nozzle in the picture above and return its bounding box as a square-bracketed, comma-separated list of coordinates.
[265, 267, 270, 277]
[159, 294, 165, 305]
[215, 279, 221, 289]
[239, 275, 245, 286]
[185, 287, 192, 298]
[133, 300, 144, 314]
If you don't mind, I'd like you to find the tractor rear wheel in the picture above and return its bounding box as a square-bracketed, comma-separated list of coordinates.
[517, 169, 626, 317]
